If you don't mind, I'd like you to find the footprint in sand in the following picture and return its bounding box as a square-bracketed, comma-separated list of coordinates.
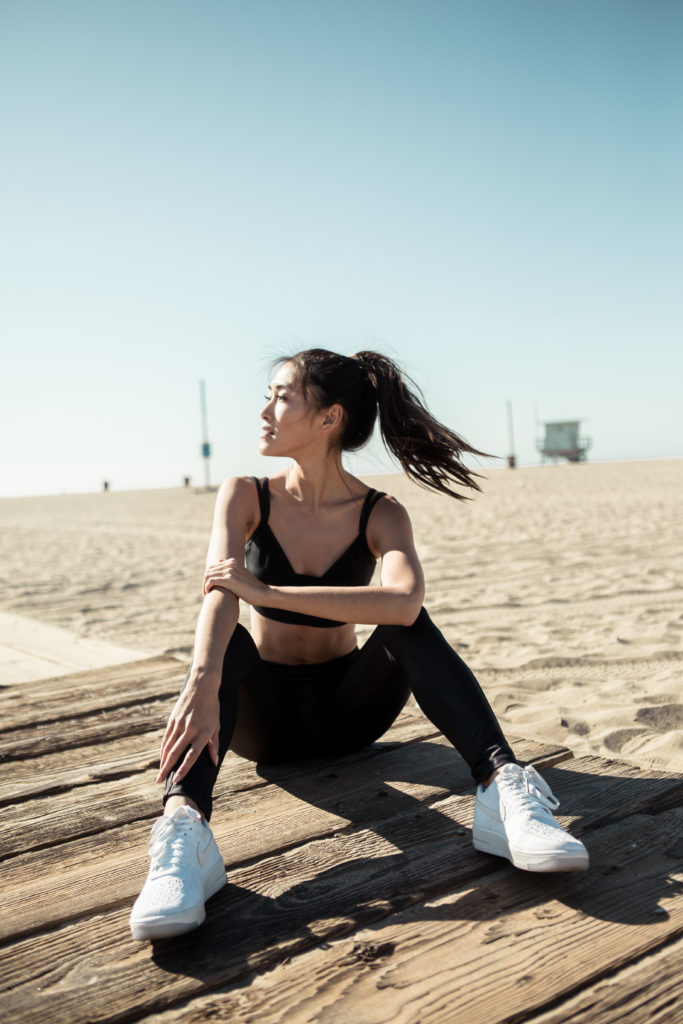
[603, 727, 649, 753]
[635, 704, 683, 732]
[559, 717, 590, 736]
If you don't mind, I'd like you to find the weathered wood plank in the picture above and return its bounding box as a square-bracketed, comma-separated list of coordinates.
[2, 804, 682, 1024]
[2, 734, 568, 943]
[0, 703, 434, 807]
[0, 710, 441, 886]
[0, 713, 441, 851]
[0, 697, 178, 761]
[0, 756, 677, 957]
[521, 935, 683, 1023]
[0, 656, 186, 730]
[117, 810, 683, 1024]
[0, 730, 163, 805]
[0, 774, 160, 859]
[0, 691, 432, 766]
[0, 731, 568, 864]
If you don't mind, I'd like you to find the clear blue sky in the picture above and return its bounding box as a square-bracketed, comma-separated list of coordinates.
[2, 0, 681, 496]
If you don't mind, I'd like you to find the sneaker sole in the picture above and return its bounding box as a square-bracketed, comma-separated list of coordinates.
[130, 861, 227, 941]
[473, 832, 589, 873]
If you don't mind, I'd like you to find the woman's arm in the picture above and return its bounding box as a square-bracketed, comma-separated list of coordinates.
[156, 476, 255, 785]
[203, 496, 426, 628]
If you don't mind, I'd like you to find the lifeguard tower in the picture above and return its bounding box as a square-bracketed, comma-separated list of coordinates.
[538, 420, 591, 463]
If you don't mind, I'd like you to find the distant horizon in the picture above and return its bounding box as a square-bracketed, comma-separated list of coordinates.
[3, 453, 681, 501]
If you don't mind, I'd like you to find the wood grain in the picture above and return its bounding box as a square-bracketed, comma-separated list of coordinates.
[3, 655, 681, 1024]
[3, 807, 681, 1024]
[1, 734, 567, 940]
[117, 811, 683, 1024]
[0, 656, 186, 729]
[523, 935, 683, 1024]
[0, 729, 164, 805]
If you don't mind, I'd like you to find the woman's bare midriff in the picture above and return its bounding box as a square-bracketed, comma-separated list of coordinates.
[250, 610, 358, 664]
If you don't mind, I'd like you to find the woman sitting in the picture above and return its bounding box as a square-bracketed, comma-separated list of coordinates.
[130, 348, 588, 941]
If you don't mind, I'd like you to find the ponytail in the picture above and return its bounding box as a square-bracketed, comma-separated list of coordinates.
[353, 351, 487, 499]
[274, 348, 488, 500]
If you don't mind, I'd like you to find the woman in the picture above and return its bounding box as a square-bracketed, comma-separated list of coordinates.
[130, 349, 588, 942]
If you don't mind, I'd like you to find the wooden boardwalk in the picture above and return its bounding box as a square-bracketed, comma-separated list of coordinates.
[2, 655, 682, 1024]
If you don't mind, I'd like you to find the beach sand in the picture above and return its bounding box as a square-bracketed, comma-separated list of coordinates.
[1, 459, 681, 772]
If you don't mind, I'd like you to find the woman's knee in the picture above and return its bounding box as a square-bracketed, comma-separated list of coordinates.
[372, 606, 434, 650]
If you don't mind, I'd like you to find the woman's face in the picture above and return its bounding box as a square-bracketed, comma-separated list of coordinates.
[259, 362, 321, 457]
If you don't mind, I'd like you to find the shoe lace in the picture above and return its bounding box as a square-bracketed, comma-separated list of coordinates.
[148, 813, 197, 873]
[501, 765, 560, 819]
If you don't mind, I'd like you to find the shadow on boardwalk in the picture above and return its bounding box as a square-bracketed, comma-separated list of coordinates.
[4, 656, 682, 1024]
[151, 747, 683, 988]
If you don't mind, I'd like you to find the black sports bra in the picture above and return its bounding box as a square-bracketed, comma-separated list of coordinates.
[245, 477, 386, 628]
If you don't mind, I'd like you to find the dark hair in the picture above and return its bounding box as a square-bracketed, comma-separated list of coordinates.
[273, 348, 488, 499]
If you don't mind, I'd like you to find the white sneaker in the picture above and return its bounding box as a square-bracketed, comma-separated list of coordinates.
[472, 763, 589, 872]
[130, 805, 227, 940]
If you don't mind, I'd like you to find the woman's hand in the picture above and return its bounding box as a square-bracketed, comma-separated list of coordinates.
[203, 558, 268, 605]
[156, 676, 221, 785]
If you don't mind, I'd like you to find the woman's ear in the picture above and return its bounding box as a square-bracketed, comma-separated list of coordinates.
[320, 403, 344, 434]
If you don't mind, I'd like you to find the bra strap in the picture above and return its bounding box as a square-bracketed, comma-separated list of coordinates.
[359, 489, 385, 537]
[251, 476, 270, 525]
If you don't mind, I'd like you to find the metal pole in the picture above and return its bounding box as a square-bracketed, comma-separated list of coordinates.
[506, 400, 516, 468]
[199, 380, 211, 488]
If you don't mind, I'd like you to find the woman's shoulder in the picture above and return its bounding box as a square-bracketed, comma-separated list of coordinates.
[364, 490, 416, 559]
[216, 475, 260, 499]
[365, 487, 413, 531]
[205, 478, 263, 555]
[214, 476, 262, 524]
[367, 489, 410, 521]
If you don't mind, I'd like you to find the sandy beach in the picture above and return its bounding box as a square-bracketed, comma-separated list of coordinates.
[1, 458, 681, 773]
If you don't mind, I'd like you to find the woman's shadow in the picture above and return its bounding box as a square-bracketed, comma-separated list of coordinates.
[152, 737, 683, 980]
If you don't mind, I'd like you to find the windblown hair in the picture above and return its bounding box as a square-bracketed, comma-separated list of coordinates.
[273, 348, 489, 499]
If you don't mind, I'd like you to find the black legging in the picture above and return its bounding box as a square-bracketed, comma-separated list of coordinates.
[165, 608, 516, 820]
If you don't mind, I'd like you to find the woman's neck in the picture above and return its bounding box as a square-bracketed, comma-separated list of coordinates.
[282, 455, 356, 511]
